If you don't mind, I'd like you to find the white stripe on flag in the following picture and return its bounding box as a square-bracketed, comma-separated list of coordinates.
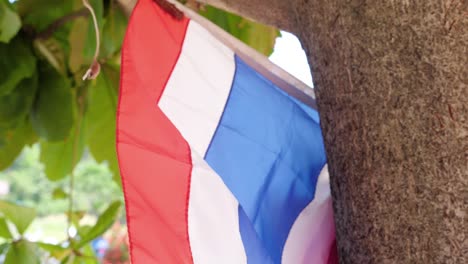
[282, 165, 335, 264]
[188, 150, 247, 264]
[159, 21, 235, 157]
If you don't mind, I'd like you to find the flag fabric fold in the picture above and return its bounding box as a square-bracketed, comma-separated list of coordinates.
[117, 0, 336, 263]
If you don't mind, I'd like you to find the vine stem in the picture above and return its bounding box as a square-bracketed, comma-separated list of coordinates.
[82, 0, 102, 80]
[67, 87, 87, 242]
[82, 0, 100, 60]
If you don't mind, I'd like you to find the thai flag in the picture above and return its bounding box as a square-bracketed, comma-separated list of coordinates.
[117, 0, 336, 263]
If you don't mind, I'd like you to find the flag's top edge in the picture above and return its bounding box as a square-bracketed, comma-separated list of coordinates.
[167, 0, 317, 110]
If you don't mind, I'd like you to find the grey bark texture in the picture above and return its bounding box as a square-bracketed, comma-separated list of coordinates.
[291, 1, 468, 263]
[202, 0, 468, 263]
[124, 0, 468, 263]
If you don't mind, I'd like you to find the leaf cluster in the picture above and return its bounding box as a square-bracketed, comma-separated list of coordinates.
[1, 145, 122, 216]
[0, 0, 126, 185]
[0, 0, 126, 262]
[0, 198, 122, 263]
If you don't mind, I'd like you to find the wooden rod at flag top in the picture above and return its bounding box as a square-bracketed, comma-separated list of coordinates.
[167, 0, 318, 110]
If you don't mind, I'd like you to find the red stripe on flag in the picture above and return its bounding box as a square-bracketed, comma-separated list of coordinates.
[123, 0, 189, 103]
[117, 0, 192, 263]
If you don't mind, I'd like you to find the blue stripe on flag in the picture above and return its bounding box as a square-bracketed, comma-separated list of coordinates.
[205, 56, 326, 263]
[238, 206, 274, 263]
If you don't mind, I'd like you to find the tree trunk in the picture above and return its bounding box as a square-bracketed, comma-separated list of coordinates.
[292, 1, 467, 263]
[125, 0, 468, 262]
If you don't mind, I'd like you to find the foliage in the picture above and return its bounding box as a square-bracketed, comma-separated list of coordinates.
[4, 240, 40, 264]
[0, 145, 123, 261]
[0, 145, 122, 216]
[179, 0, 280, 56]
[0, 198, 121, 263]
[0, 200, 36, 235]
[0, 0, 278, 261]
[0, 0, 21, 43]
[0, 0, 123, 182]
[199, 5, 280, 56]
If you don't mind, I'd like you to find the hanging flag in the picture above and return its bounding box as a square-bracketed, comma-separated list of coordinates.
[117, 0, 336, 263]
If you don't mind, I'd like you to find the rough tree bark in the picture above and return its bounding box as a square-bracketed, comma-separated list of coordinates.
[291, 2, 467, 263]
[124, 0, 468, 263]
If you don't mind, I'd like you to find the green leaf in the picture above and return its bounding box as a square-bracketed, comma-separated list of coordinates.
[0, 242, 8, 254]
[0, 36, 37, 96]
[18, 0, 73, 68]
[86, 64, 121, 186]
[68, 16, 89, 73]
[84, 0, 103, 59]
[100, 4, 127, 58]
[31, 62, 74, 141]
[34, 38, 67, 75]
[69, 0, 103, 73]
[0, 1, 21, 43]
[76, 224, 92, 238]
[0, 201, 36, 235]
[76, 243, 98, 263]
[66, 210, 85, 228]
[40, 123, 85, 181]
[0, 118, 36, 170]
[61, 255, 71, 264]
[76, 201, 121, 248]
[73, 256, 99, 264]
[52, 188, 68, 199]
[37, 242, 71, 260]
[200, 6, 279, 56]
[4, 240, 40, 264]
[0, 75, 38, 130]
[0, 216, 12, 239]
[17, 0, 74, 32]
[36, 242, 65, 252]
[66, 243, 97, 264]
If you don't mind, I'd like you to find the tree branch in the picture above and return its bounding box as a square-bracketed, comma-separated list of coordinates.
[195, 0, 295, 31]
[36, 8, 88, 39]
[118, 0, 295, 32]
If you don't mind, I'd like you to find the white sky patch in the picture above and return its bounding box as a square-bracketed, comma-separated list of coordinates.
[269, 31, 314, 88]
